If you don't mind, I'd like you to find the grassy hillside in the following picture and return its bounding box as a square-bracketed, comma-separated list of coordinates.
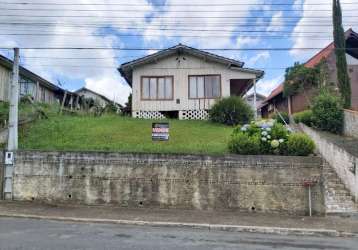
[20, 115, 233, 155]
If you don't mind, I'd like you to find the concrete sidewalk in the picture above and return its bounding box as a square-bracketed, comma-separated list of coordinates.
[0, 201, 358, 237]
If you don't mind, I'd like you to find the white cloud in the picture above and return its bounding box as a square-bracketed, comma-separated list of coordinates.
[247, 51, 270, 65]
[0, 0, 152, 104]
[85, 75, 131, 105]
[236, 36, 260, 48]
[143, 0, 261, 49]
[266, 11, 284, 32]
[257, 75, 284, 96]
[290, 0, 357, 60]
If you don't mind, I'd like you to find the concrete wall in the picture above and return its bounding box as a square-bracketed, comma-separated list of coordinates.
[132, 53, 257, 113]
[344, 109, 358, 138]
[11, 151, 325, 215]
[301, 124, 358, 201]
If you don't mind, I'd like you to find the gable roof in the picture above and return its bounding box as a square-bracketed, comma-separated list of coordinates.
[244, 93, 267, 100]
[0, 54, 62, 92]
[75, 87, 122, 106]
[262, 28, 358, 105]
[118, 44, 264, 86]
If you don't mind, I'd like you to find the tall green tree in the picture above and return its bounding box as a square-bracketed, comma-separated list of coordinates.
[333, 0, 351, 108]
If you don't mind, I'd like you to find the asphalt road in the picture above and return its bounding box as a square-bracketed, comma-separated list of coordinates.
[0, 218, 357, 250]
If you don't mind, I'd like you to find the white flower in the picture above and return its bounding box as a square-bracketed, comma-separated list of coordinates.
[271, 140, 280, 148]
[261, 137, 267, 142]
[261, 131, 268, 136]
[267, 135, 271, 139]
[241, 127, 247, 132]
[279, 139, 284, 143]
[266, 127, 271, 132]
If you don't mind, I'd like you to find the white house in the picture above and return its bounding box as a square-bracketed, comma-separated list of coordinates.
[75, 87, 115, 108]
[244, 93, 266, 118]
[119, 44, 264, 120]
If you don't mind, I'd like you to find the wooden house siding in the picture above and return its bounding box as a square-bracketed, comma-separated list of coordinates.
[131, 54, 257, 113]
[0, 64, 11, 101]
[0, 63, 57, 104]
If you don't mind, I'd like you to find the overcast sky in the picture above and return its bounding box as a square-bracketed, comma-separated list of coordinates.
[0, 0, 356, 104]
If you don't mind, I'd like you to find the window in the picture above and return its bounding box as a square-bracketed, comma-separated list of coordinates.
[189, 75, 221, 99]
[141, 76, 173, 100]
[19, 77, 35, 96]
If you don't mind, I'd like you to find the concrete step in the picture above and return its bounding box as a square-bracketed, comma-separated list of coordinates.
[326, 191, 352, 197]
[323, 163, 357, 215]
[325, 183, 346, 189]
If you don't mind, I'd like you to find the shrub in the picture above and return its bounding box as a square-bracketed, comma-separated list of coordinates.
[311, 91, 344, 134]
[272, 112, 290, 125]
[228, 133, 261, 155]
[287, 133, 315, 156]
[293, 110, 313, 126]
[230, 120, 291, 155]
[209, 96, 254, 126]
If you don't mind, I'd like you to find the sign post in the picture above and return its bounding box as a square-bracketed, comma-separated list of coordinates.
[152, 123, 169, 141]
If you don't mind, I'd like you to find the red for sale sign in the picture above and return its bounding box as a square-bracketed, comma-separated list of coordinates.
[152, 123, 169, 141]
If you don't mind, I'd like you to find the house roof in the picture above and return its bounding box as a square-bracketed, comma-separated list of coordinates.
[118, 44, 264, 86]
[261, 28, 358, 107]
[244, 93, 267, 100]
[0, 54, 62, 92]
[75, 87, 122, 106]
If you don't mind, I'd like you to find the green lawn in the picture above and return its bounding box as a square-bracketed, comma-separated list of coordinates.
[20, 115, 234, 155]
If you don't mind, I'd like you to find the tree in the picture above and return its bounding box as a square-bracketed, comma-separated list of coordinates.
[121, 93, 132, 116]
[283, 61, 327, 107]
[333, 0, 351, 108]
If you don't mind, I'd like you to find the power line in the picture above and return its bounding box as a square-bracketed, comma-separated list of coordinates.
[0, 27, 336, 35]
[1, 21, 354, 28]
[17, 64, 293, 70]
[0, 1, 357, 6]
[1, 8, 356, 13]
[0, 14, 350, 19]
[0, 47, 347, 51]
[0, 33, 335, 40]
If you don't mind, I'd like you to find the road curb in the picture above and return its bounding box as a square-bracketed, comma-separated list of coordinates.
[0, 213, 357, 238]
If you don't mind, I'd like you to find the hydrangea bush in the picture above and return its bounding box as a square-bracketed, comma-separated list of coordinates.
[229, 119, 315, 156]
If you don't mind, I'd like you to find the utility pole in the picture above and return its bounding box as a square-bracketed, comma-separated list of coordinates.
[3, 48, 19, 200]
[8, 48, 20, 151]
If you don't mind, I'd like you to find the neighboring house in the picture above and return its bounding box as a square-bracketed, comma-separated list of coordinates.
[244, 93, 266, 117]
[260, 84, 288, 118]
[261, 28, 358, 117]
[0, 54, 64, 104]
[74, 87, 117, 108]
[119, 44, 264, 119]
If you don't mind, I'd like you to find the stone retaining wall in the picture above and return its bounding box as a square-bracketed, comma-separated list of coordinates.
[6, 151, 325, 215]
[344, 109, 358, 138]
[301, 124, 358, 201]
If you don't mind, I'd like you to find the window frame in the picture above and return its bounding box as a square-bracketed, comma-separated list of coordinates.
[188, 74, 222, 99]
[140, 75, 174, 101]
